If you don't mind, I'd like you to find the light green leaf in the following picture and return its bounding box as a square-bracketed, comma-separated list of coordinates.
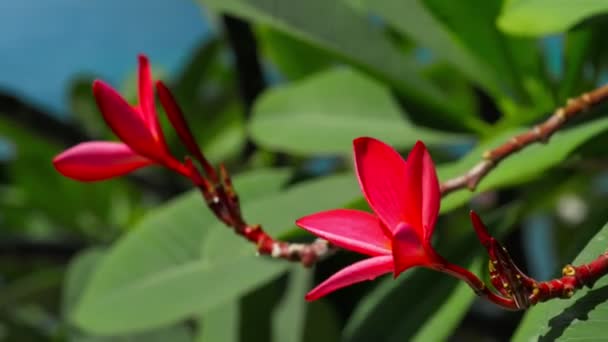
[70, 326, 193, 342]
[498, 0, 608, 36]
[71, 169, 290, 335]
[513, 221, 608, 341]
[250, 68, 469, 155]
[198, 0, 463, 121]
[63, 248, 106, 317]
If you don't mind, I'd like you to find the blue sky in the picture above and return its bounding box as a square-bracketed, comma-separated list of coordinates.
[0, 0, 213, 116]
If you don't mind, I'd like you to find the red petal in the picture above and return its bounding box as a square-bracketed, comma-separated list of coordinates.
[403, 141, 440, 242]
[93, 80, 164, 161]
[137, 54, 166, 144]
[296, 209, 391, 256]
[391, 222, 431, 277]
[469, 211, 493, 249]
[53, 141, 152, 181]
[353, 137, 409, 234]
[156, 81, 217, 181]
[305, 255, 393, 301]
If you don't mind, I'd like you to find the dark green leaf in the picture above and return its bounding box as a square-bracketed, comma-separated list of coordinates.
[198, 0, 464, 122]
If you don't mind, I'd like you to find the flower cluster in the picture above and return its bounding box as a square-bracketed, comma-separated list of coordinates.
[54, 55, 608, 311]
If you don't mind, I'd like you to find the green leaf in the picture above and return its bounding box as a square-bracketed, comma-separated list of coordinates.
[513, 221, 608, 341]
[343, 258, 477, 342]
[440, 117, 608, 212]
[301, 301, 341, 342]
[256, 26, 334, 80]
[197, 301, 239, 342]
[0, 117, 124, 234]
[349, 0, 502, 96]
[71, 169, 290, 335]
[198, 0, 464, 121]
[498, 0, 608, 36]
[422, 0, 528, 101]
[70, 326, 193, 342]
[271, 268, 311, 342]
[64, 250, 193, 342]
[250, 68, 469, 155]
[62, 248, 106, 317]
[411, 265, 478, 342]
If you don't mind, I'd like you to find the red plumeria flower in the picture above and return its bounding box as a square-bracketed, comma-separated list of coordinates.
[53, 55, 188, 181]
[296, 137, 446, 300]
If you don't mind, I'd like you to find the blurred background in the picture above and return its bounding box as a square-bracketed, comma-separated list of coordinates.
[1, 0, 608, 341]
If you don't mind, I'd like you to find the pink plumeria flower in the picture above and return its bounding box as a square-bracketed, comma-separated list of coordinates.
[53, 55, 188, 181]
[296, 137, 446, 300]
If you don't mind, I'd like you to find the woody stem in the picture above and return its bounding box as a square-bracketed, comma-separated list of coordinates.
[531, 251, 608, 304]
[440, 83, 608, 195]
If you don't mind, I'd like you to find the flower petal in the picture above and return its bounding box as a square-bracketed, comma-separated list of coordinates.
[296, 209, 391, 256]
[305, 255, 393, 301]
[391, 222, 432, 277]
[137, 54, 166, 144]
[53, 141, 152, 181]
[403, 141, 440, 242]
[157, 81, 216, 180]
[93, 80, 163, 161]
[353, 137, 409, 234]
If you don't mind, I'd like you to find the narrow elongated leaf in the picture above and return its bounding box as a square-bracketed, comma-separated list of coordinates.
[498, 0, 608, 36]
[272, 268, 311, 342]
[343, 257, 477, 342]
[422, 0, 527, 100]
[198, 0, 463, 119]
[411, 267, 477, 341]
[250, 69, 468, 155]
[197, 301, 239, 342]
[513, 221, 608, 341]
[71, 169, 290, 334]
[350, 0, 502, 95]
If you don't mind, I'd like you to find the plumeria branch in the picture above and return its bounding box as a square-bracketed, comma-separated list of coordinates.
[440, 83, 608, 195]
[52, 56, 608, 309]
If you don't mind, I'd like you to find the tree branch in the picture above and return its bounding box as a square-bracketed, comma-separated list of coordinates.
[440, 84, 608, 195]
[274, 84, 608, 265]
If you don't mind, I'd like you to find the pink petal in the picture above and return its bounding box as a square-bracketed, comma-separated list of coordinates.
[305, 255, 393, 301]
[391, 222, 431, 277]
[403, 141, 440, 242]
[137, 54, 166, 144]
[353, 137, 409, 234]
[296, 209, 391, 256]
[93, 80, 164, 161]
[53, 141, 153, 181]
